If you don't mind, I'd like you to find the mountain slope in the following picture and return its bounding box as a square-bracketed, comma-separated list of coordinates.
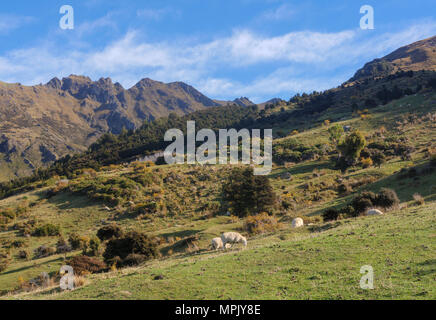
[0, 76, 219, 181]
[349, 35, 436, 82]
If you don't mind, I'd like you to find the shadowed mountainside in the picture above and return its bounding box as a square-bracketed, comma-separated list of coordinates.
[0, 75, 219, 180]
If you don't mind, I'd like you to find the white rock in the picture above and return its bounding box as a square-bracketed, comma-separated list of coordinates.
[366, 209, 384, 216]
[292, 217, 304, 228]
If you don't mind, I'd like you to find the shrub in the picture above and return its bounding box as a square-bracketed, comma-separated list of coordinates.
[322, 208, 339, 221]
[18, 250, 30, 260]
[10, 239, 27, 248]
[34, 245, 56, 259]
[32, 224, 61, 237]
[56, 237, 71, 254]
[122, 254, 146, 266]
[371, 150, 386, 167]
[375, 188, 400, 209]
[351, 191, 377, 213]
[281, 199, 296, 211]
[97, 224, 123, 241]
[103, 231, 158, 266]
[413, 193, 425, 206]
[0, 208, 16, 224]
[337, 181, 353, 194]
[13, 219, 37, 236]
[341, 205, 357, 218]
[67, 255, 107, 275]
[68, 233, 90, 250]
[243, 212, 281, 235]
[361, 157, 373, 168]
[84, 237, 101, 257]
[0, 252, 10, 272]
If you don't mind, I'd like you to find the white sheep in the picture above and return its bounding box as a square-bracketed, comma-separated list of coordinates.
[292, 217, 304, 228]
[221, 232, 247, 249]
[366, 209, 384, 216]
[211, 237, 231, 250]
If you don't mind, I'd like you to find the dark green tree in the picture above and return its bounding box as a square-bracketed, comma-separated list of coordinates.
[339, 130, 366, 165]
[223, 167, 276, 217]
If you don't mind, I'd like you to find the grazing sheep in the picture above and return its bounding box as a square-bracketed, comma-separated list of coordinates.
[211, 237, 223, 250]
[366, 209, 384, 216]
[221, 232, 247, 249]
[292, 217, 304, 228]
[211, 238, 231, 250]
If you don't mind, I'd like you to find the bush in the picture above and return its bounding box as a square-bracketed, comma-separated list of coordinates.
[13, 219, 37, 236]
[361, 157, 373, 168]
[337, 181, 353, 194]
[56, 237, 72, 253]
[84, 237, 101, 257]
[0, 252, 10, 272]
[351, 191, 377, 214]
[34, 245, 56, 259]
[32, 224, 61, 237]
[340, 205, 357, 218]
[122, 254, 147, 266]
[375, 188, 400, 209]
[322, 208, 339, 221]
[243, 212, 281, 235]
[413, 193, 425, 206]
[67, 255, 107, 275]
[10, 239, 27, 248]
[18, 250, 30, 260]
[371, 150, 386, 167]
[103, 231, 158, 266]
[281, 199, 296, 211]
[97, 224, 123, 241]
[68, 233, 90, 250]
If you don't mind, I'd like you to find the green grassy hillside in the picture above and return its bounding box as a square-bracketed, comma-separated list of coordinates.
[0, 92, 435, 300]
[11, 202, 435, 300]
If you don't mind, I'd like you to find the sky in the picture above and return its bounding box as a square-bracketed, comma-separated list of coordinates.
[0, 0, 435, 103]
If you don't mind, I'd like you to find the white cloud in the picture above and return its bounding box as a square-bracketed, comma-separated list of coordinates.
[0, 20, 435, 101]
[75, 13, 119, 37]
[0, 14, 35, 34]
[136, 7, 181, 20]
[258, 4, 296, 21]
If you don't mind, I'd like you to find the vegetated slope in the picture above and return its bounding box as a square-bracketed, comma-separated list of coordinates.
[0, 76, 219, 181]
[0, 92, 435, 299]
[17, 203, 436, 300]
[349, 35, 436, 82]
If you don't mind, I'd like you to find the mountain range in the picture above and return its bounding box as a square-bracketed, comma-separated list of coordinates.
[0, 76, 221, 180]
[0, 35, 435, 181]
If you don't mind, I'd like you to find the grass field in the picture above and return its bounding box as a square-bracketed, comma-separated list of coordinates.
[6, 202, 435, 300]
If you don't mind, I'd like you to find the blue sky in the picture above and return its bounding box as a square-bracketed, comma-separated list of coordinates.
[0, 0, 435, 102]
